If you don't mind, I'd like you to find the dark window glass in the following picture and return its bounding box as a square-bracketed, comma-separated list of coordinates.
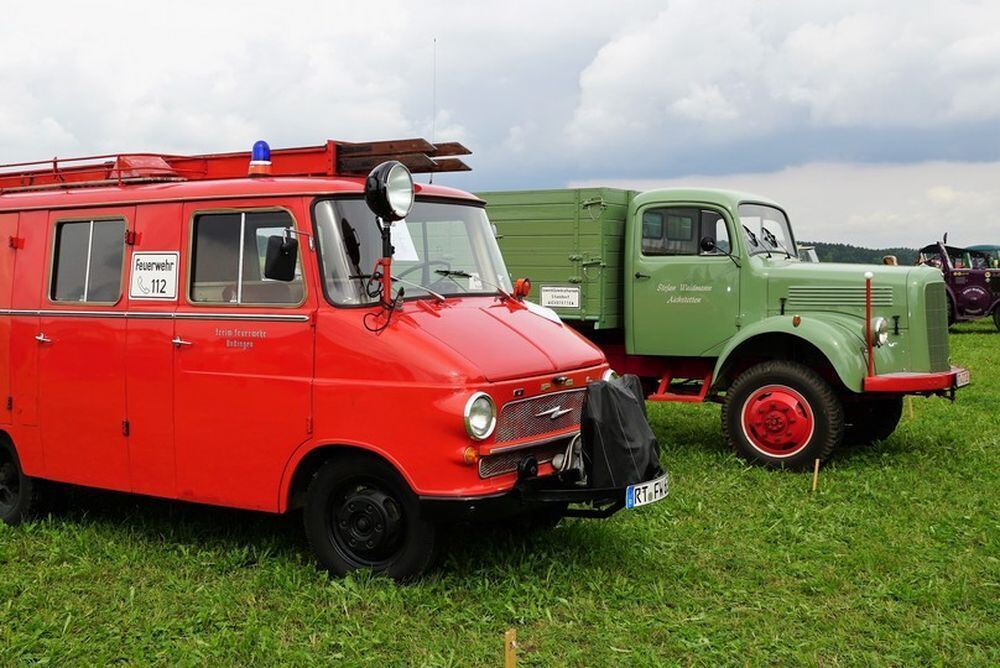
[191, 210, 303, 304]
[641, 207, 730, 257]
[89, 222, 126, 301]
[51, 219, 124, 302]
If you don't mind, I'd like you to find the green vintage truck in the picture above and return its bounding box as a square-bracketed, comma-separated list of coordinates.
[480, 188, 970, 469]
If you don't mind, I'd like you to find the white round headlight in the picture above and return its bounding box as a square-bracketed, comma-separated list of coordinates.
[871, 316, 889, 346]
[601, 369, 618, 382]
[386, 162, 414, 220]
[464, 392, 496, 441]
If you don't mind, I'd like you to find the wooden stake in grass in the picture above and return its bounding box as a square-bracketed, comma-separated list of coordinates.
[906, 395, 915, 420]
[504, 628, 518, 668]
[811, 458, 821, 493]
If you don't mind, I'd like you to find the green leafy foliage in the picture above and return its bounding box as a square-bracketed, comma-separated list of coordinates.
[1, 322, 997, 665]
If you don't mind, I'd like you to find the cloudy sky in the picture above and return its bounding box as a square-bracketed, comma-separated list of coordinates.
[2, 1, 999, 246]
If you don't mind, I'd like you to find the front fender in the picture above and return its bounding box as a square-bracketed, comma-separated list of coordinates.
[713, 314, 869, 393]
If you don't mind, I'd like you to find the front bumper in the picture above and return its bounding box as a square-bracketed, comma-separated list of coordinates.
[862, 365, 970, 395]
[419, 468, 668, 523]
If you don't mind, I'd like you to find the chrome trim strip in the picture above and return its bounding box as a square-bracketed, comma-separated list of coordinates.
[499, 386, 586, 411]
[0, 308, 309, 322]
[485, 430, 579, 455]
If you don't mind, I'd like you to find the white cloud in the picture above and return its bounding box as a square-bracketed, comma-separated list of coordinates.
[571, 161, 1000, 248]
[568, 0, 1000, 151]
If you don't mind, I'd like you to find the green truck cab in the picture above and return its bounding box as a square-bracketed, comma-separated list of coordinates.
[480, 187, 970, 469]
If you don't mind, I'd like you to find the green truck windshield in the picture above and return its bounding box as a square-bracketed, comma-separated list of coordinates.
[313, 198, 513, 305]
[738, 204, 797, 258]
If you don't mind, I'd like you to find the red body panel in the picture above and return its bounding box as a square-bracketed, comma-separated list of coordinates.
[0, 176, 608, 513]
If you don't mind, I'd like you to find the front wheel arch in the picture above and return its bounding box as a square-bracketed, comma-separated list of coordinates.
[712, 326, 862, 395]
[282, 443, 414, 514]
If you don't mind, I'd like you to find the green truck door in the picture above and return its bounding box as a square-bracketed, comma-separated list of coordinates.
[629, 205, 740, 356]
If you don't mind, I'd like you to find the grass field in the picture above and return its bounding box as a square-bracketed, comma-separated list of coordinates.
[1, 322, 997, 666]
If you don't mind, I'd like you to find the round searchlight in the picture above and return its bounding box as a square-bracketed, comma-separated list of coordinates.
[365, 160, 414, 221]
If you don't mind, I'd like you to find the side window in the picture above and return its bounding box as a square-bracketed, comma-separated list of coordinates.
[700, 210, 731, 255]
[190, 210, 305, 305]
[51, 219, 125, 303]
[641, 207, 730, 256]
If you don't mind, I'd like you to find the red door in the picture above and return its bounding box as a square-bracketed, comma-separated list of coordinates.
[124, 203, 182, 498]
[0, 213, 17, 427]
[173, 201, 315, 511]
[37, 209, 131, 491]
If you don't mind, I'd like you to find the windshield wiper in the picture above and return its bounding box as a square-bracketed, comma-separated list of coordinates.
[743, 225, 770, 258]
[347, 272, 447, 302]
[435, 269, 514, 301]
[761, 228, 792, 258]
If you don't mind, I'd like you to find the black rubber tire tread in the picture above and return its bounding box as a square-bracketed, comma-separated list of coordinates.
[722, 360, 844, 471]
[0, 438, 40, 527]
[993, 306, 1000, 331]
[303, 453, 437, 581]
[843, 396, 904, 445]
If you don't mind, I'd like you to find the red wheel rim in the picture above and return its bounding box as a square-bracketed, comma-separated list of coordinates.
[740, 384, 815, 457]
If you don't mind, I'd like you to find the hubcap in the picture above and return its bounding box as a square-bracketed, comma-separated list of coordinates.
[330, 484, 404, 567]
[741, 384, 815, 457]
[0, 451, 20, 513]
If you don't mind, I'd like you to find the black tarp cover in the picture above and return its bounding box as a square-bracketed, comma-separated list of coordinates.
[580, 375, 661, 488]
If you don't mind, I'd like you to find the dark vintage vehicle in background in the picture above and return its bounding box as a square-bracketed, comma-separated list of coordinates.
[917, 238, 1000, 330]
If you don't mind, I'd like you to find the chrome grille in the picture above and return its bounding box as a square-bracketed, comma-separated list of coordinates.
[925, 282, 950, 372]
[478, 439, 570, 478]
[494, 389, 585, 443]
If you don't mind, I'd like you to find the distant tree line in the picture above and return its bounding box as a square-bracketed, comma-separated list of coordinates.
[800, 241, 918, 265]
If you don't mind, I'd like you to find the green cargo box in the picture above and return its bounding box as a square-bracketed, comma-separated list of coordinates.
[478, 188, 636, 330]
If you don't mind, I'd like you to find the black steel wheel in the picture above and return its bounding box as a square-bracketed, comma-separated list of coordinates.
[0, 439, 37, 526]
[303, 454, 436, 580]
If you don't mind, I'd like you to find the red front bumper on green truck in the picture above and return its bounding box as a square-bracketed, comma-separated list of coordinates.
[480, 187, 969, 469]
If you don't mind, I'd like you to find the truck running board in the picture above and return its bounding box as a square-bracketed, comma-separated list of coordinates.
[648, 374, 713, 403]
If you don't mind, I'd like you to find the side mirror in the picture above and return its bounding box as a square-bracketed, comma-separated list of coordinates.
[513, 277, 532, 301]
[264, 235, 299, 281]
[699, 236, 716, 253]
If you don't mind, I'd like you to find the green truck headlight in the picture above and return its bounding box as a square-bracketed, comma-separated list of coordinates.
[871, 316, 889, 346]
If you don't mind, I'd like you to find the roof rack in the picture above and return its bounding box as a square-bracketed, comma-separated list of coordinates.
[0, 137, 471, 194]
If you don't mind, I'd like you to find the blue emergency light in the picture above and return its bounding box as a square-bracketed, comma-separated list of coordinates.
[249, 139, 272, 176]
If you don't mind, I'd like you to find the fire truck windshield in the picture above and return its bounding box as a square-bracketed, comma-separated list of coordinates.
[314, 198, 514, 305]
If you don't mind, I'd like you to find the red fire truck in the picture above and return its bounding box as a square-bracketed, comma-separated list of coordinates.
[0, 138, 666, 578]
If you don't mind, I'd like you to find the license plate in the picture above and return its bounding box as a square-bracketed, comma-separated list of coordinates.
[956, 368, 971, 388]
[625, 473, 669, 509]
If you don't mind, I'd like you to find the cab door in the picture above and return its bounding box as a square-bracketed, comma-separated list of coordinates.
[628, 205, 740, 357]
[124, 203, 182, 498]
[37, 209, 131, 491]
[0, 213, 18, 426]
[173, 201, 315, 511]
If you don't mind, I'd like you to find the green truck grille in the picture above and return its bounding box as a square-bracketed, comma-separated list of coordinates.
[925, 283, 950, 372]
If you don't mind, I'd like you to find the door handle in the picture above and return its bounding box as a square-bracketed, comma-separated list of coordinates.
[34, 332, 52, 344]
[171, 336, 193, 347]
[634, 272, 651, 280]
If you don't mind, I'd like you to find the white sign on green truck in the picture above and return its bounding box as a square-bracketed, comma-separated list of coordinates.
[480, 187, 970, 469]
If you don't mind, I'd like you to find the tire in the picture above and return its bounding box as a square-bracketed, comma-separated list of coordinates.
[722, 360, 844, 470]
[993, 306, 1000, 332]
[303, 454, 436, 581]
[947, 295, 957, 328]
[843, 396, 904, 445]
[0, 439, 38, 527]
